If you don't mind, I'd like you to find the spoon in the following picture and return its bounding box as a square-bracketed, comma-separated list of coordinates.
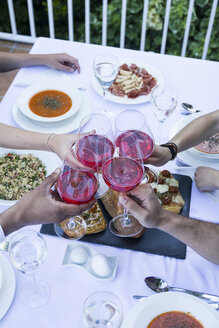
[145, 276, 219, 303]
[181, 102, 201, 114]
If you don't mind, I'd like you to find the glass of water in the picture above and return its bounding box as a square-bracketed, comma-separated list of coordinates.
[9, 229, 50, 308]
[93, 54, 118, 118]
[150, 84, 178, 144]
[83, 291, 123, 328]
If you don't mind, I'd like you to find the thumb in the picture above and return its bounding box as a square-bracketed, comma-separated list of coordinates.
[41, 168, 61, 190]
[119, 194, 146, 226]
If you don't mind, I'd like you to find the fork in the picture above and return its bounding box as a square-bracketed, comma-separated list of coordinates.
[0, 240, 10, 251]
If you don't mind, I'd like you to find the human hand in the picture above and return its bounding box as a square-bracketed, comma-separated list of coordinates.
[43, 53, 80, 73]
[118, 184, 164, 228]
[144, 145, 172, 166]
[48, 131, 95, 161]
[194, 166, 219, 191]
[14, 168, 95, 228]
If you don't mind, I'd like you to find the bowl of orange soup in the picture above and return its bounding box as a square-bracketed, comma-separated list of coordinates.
[121, 292, 219, 328]
[18, 80, 82, 122]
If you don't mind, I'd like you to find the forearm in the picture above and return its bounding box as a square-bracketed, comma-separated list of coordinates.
[0, 53, 50, 72]
[159, 210, 219, 264]
[0, 123, 49, 151]
[0, 205, 24, 236]
[170, 110, 219, 153]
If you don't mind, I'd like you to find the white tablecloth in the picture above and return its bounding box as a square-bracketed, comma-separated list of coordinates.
[0, 37, 219, 327]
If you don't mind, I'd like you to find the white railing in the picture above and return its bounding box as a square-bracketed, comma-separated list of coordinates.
[0, 0, 218, 60]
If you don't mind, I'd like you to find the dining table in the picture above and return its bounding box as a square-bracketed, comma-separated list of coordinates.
[0, 36, 219, 328]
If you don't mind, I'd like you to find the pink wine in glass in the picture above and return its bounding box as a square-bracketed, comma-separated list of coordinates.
[115, 130, 154, 161]
[57, 170, 98, 204]
[76, 134, 115, 167]
[102, 157, 143, 192]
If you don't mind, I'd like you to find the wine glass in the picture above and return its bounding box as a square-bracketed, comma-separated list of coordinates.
[93, 54, 118, 118]
[102, 142, 146, 237]
[150, 84, 178, 144]
[54, 148, 99, 240]
[9, 230, 50, 308]
[76, 113, 115, 199]
[83, 291, 123, 328]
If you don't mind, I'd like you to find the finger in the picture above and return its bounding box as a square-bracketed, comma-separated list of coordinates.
[119, 194, 146, 226]
[40, 168, 61, 191]
[58, 198, 96, 217]
[56, 62, 75, 73]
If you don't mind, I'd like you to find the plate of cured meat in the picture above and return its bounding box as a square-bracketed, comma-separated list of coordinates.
[91, 59, 164, 105]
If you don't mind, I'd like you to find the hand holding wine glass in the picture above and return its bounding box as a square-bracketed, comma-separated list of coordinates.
[9, 230, 50, 308]
[54, 147, 99, 240]
[93, 54, 118, 117]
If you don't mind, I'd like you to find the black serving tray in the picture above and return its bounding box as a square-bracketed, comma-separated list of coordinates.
[40, 174, 192, 259]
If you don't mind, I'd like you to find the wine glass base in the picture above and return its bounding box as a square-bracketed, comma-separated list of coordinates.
[54, 216, 87, 240]
[21, 280, 50, 308]
[109, 214, 144, 238]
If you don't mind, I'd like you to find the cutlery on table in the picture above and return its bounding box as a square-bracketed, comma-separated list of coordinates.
[0, 240, 9, 251]
[145, 276, 219, 303]
[181, 102, 201, 114]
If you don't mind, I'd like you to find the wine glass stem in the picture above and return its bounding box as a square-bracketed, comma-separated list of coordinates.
[123, 208, 131, 226]
[67, 218, 76, 229]
[102, 88, 107, 114]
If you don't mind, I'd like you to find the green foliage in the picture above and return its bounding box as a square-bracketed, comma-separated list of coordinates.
[0, 0, 218, 61]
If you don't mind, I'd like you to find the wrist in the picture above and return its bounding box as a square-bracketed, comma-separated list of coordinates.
[160, 142, 178, 160]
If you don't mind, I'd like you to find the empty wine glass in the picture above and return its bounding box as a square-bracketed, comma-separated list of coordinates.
[93, 54, 118, 118]
[150, 84, 178, 144]
[83, 291, 123, 328]
[54, 148, 99, 240]
[9, 230, 50, 308]
[76, 113, 115, 198]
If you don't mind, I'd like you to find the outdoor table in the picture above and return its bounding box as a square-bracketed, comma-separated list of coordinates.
[0, 37, 218, 327]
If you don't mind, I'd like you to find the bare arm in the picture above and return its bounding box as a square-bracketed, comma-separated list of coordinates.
[145, 110, 219, 166]
[0, 169, 95, 236]
[0, 123, 78, 160]
[119, 184, 219, 264]
[0, 52, 80, 73]
[170, 110, 219, 152]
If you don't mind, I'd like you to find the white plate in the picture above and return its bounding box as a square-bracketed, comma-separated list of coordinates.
[0, 254, 16, 320]
[12, 92, 92, 134]
[18, 80, 82, 123]
[91, 59, 164, 105]
[122, 292, 219, 328]
[0, 148, 60, 206]
[170, 112, 219, 168]
[0, 265, 3, 291]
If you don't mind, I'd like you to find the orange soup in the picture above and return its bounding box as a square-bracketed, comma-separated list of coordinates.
[147, 311, 204, 328]
[29, 90, 72, 117]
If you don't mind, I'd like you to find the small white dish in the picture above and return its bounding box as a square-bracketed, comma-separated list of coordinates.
[18, 80, 82, 122]
[0, 264, 3, 291]
[0, 148, 60, 206]
[12, 92, 92, 134]
[122, 292, 219, 328]
[62, 243, 118, 281]
[0, 254, 16, 320]
[91, 58, 164, 105]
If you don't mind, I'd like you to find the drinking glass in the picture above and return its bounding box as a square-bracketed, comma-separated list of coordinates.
[9, 230, 50, 308]
[93, 54, 118, 118]
[76, 113, 115, 199]
[54, 148, 99, 240]
[83, 291, 123, 328]
[102, 142, 145, 237]
[150, 84, 178, 144]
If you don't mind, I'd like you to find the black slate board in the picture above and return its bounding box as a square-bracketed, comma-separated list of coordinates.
[40, 174, 192, 259]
